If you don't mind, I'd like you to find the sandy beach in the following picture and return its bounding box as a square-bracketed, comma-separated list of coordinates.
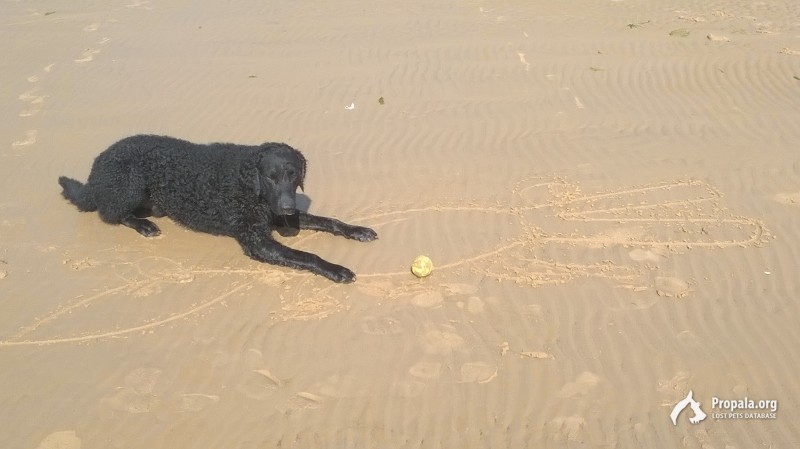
[2, 0, 799, 447]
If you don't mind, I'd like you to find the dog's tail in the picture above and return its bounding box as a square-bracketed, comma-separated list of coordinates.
[58, 176, 97, 212]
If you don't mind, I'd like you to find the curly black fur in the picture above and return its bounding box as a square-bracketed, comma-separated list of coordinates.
[59, 135, 377, 283]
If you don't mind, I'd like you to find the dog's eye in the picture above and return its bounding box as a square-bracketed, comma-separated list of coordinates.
[287, 169, 295, 178]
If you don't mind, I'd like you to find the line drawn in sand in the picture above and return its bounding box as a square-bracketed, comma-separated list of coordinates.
[343, 177, 768, 290]
[0, 177, 769, 347]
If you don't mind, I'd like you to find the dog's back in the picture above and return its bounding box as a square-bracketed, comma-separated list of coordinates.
[106, 135, 257, 233]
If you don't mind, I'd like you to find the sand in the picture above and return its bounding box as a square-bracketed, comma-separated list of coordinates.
[2, 0, 799, 447]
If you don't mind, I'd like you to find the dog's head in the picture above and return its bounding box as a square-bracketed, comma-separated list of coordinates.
[246, 143, 306, 216]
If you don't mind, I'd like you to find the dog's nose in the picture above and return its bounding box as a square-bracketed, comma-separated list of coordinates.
[278, 201, 296, 214]
[277, 196, 296, 215]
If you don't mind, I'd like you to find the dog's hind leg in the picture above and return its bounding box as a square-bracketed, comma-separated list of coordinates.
[97, 198, 162, 237]
[93, 180, 162, 237]
[133, 200, 166, 218]
[237, 228, 357, 283]
[120, 215, 161, 237]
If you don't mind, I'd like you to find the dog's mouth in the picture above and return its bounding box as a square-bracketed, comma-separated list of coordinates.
[274, 212, 301, 237]
[278, 211, 300, 225]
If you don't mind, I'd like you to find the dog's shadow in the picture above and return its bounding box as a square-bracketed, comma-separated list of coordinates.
[296, 193, 311, 213]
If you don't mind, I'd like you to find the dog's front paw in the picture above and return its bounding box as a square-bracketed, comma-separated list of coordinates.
[325, 264, 357, 283]
[348, 226, 378, 242]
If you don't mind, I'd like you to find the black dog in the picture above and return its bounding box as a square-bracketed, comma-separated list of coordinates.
[58, 135, 377, 283]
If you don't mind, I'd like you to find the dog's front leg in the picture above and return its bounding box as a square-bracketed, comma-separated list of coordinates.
[298, 212, 378, 242]
[236, 230, 357, 283]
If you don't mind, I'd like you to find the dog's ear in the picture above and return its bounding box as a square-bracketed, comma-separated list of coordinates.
[299, 154, 306, 192]
[300, 156, 306, 192]
[241, 153, 262, 197]
[252, 167, 261, 197]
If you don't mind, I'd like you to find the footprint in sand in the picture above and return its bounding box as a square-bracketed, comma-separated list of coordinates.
[389, 380, 427, 398]
[11, 130, 38, 148]
[408, 361, 443, 380]
[236, 348, 283, 400]
[102, 367, 163, 413]
[360, 315, 403, 335]
[442, 283, 479, 296]
[19, 88, 47, 104]
[74, 37, 110, 63]
[457, 296, 485, 314]
[706, 33, 730, 42]
[103, 367, 219, 413]
[18, 87, 46, 117]
[126, 0, 154, 10]
[19, 109, 40, 118]
[411, 291, 444, 308]
[676, 329, 702, 348]
[459, 362, 498, 383]
[557, 371, 601, 398]
[279, 392, 324, 415]
[654, 276, 691, 298]
[501, 341, 555, 360]
[411, 284, 484, 311]
[658, 371, 701, 410]
[174, 393, 220, 412]
[418, 327, 465, 354]
[628, 248, 665, 264]
[546, 415, 587, 443]
[238, 368, 282, 400]
[74, 48, 101, 63]
[314, 374, 369, 399]
[547, 373, 601, 442]
[22, 64, 55, 111]
[517, 52, 531, 71]
[35, 431, 82, 449]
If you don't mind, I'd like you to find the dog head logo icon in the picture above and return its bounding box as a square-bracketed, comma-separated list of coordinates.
[670, 390, 707, 425]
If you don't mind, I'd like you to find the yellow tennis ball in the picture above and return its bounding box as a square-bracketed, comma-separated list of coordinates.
[411, 255, 433, 278]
